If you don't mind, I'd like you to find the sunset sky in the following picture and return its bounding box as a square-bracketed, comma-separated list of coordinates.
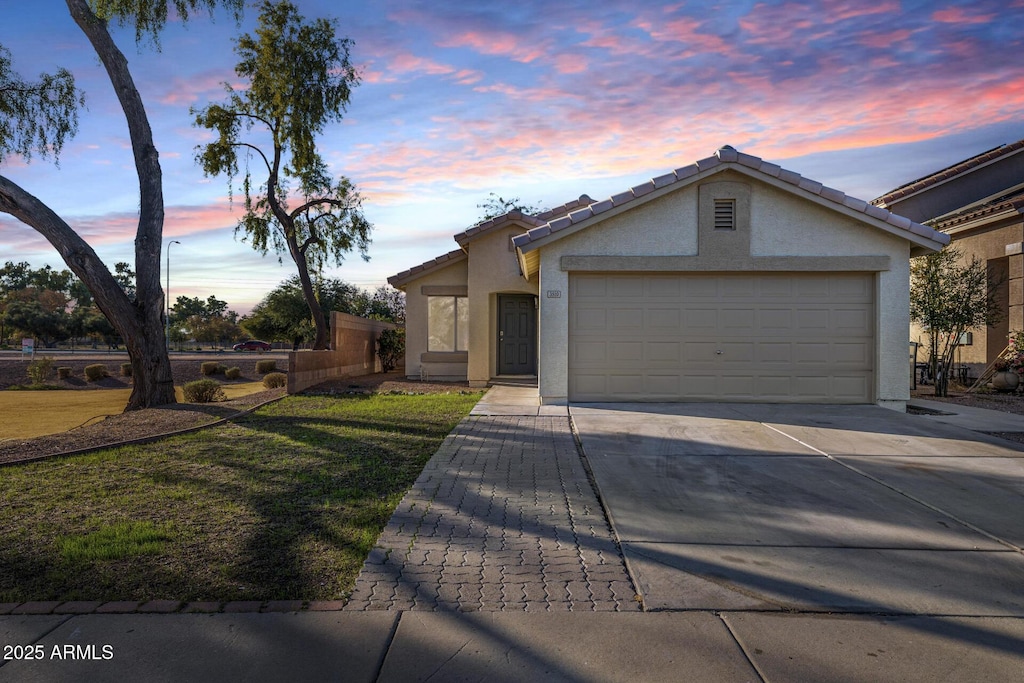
[2, 0, 1023, 314]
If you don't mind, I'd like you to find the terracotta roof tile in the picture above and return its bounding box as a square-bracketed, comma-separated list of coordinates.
[873, 139, 1024, 206]
[674, 164, 700, 180]
[798, 178, 823, 195]
[820, 186, 846, 204]
[777, 168, 802, 185]
[931, 187, 1024, 230]
[569, 206, 594, 223]
[512, 145, 950, 251]
[631, 181, 656, 198]
[387, 248, 467, 287]
[696, 155, 721, 172]
[610, 190, 634, 206]
[653, 172, 676, 188]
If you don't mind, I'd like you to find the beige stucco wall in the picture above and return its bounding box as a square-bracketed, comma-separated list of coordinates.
[465, 226, 539, 387]
[536, 174, 916, 410]
[926, 218, 1024, 370]
[287, 312, 397, 394]
[402, 257, 469, 380]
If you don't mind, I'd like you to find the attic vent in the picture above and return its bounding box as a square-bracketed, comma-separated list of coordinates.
[713, 198, 736, 230]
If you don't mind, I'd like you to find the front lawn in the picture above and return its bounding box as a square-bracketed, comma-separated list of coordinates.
[0, 392, 480, 603]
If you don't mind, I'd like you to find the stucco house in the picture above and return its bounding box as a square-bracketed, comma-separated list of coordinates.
[389, 145, 949, 410]
[873, 139, 1024, 369]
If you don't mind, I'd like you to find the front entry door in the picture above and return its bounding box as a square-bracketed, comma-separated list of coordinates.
[498, 295, 537, 375]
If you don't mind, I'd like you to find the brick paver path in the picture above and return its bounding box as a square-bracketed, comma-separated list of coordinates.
[345, 416, 640, 611]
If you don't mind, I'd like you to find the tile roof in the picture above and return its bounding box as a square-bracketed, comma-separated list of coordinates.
[513, 146, 949, 251]
[452, 194, 595, 246]
[930, 187, 1024, 231]
[387, 248, 466, 289]
[872, 139, 1024, 208]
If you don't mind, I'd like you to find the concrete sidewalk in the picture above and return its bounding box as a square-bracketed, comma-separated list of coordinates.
[3, 387, 1024, 681]
[909, 397, 1024, 432]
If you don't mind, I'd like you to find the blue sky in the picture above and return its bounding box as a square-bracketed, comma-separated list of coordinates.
[3, 0, 1024, 313]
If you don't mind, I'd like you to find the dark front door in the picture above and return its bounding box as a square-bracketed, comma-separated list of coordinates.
[498, 295, 537, 375]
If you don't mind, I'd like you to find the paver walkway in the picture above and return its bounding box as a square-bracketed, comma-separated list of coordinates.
[345, 414, 639, 611]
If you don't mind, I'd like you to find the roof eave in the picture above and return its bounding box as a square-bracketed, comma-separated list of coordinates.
[517, 161, 948, 263]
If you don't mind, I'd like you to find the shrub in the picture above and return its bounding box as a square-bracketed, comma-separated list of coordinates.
[183, 379, 226, 403]
[57, 366, 72, 380]
[120, 363, 133, 377]
[263, 372, 287, 389]
[377, 328, 405, 373]
[26, 356, 55, 385]
[224, 366, 242, 380]
[84, 364, 109, 382]
[255, 359, 277, 374]
[200, 361, 222, 376]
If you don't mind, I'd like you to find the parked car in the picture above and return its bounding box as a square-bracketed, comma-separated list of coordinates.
[232, 339, 272, 353]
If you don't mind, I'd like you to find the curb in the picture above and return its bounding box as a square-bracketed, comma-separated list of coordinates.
[2, 599, 349, 615]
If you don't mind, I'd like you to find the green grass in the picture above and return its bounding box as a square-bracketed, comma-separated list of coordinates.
[0, 392, 481, 603]
[59, 521, 174, 562]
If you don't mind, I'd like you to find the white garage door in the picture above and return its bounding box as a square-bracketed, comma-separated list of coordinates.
[568, 273, 874, 403]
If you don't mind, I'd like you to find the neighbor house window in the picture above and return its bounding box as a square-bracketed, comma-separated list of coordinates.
[428, 296, 469, 351]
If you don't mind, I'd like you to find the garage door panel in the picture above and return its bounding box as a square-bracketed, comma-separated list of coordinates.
[569, 273, 874, 403]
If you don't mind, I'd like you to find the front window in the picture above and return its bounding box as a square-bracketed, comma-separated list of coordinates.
[428, 296, 468, 351]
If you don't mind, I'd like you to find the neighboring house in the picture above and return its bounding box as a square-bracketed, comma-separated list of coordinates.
[389, 145, 948, 410]
[873, 139, 1024, 368]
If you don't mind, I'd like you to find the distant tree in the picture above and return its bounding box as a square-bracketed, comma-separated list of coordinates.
[193, 0, 370, 351]
[169, 294, 238, 345]
[4, 299, 69, 347]
[910, 246, 1001, 397]
[0, 0, 243, 410]
[240, 276, 399, 349]
[476, 193, 542, 223]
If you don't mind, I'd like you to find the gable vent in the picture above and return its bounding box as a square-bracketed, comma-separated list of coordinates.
[713, 198, 736, 230]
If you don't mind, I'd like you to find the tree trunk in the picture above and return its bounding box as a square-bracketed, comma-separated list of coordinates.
[284, 221, 329, 350]
[0, 0, 175, 409]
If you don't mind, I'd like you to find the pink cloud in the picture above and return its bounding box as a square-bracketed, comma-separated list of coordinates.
[554, 53, 589, 74]
[438, 30, 548, 64]
[857, 29, 912, 49]
[932, 7, 996, 24]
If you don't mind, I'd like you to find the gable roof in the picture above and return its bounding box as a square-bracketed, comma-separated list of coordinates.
[387, 248, 467, 289]
[512, 146, 949, 273]
[872, 139, 1024, 208]
[931, 186, 1024, 233]
[452, 194, 595, 246]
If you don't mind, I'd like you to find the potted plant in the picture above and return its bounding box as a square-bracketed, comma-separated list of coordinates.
[991, 357, 1020, 392]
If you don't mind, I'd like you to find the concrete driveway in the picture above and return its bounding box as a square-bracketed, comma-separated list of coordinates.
[570, 403, 1024, 615]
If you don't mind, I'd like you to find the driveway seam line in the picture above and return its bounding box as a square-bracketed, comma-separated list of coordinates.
[762, 423, 1024, 556]
[716, 612, 768, 683]
[568, 411, 645, 612]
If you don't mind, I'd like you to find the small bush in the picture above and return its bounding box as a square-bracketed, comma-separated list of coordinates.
[224, 366, 242, 380]
[263, 372, 287, 389]
[200, 361, 222, 376]
[57, 366, 72, 380]
[26, 356, 55, 385]
[183, 379, 226, 403]
[84, 364, 109, 382]
[377, 328, 405, 373]
[120, 362, 133, 377]
[255, 359, 277, 374]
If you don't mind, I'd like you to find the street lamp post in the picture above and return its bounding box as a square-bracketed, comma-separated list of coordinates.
[165, 240, 180, 350]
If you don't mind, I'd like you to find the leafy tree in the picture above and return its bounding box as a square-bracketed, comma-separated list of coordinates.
[0, 0, 242, 410]
[910, 246, 1001, 397]
[193, 0, 371, 351]
[476, 192, 543, 222]
[240, 276, 401, 349]
[4, 299, 70, 347]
